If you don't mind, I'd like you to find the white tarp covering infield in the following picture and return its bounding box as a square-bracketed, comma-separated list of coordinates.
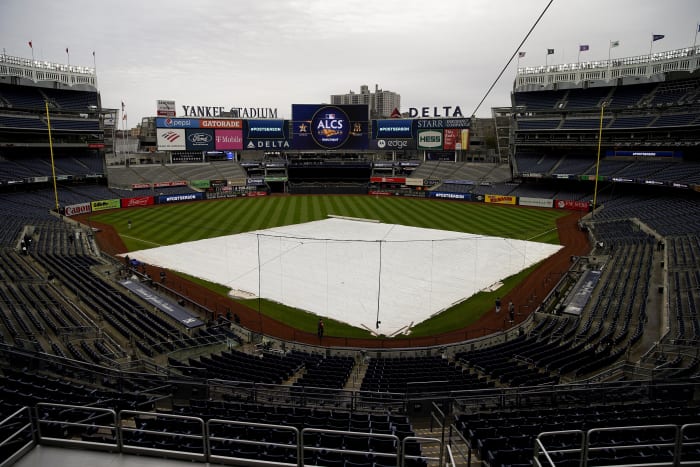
[125, 218, 561, 335]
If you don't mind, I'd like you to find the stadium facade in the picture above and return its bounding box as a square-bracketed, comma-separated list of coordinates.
[0, 44, 699, 467]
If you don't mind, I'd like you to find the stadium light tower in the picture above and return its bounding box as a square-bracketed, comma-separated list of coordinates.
[592, 100, 608, 216]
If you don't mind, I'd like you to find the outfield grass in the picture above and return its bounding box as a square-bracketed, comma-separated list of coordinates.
[93, 195, 566, 337]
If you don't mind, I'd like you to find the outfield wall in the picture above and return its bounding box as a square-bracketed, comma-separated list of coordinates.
[63, 187, 592, 217]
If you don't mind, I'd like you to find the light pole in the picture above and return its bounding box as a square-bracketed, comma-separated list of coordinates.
[592, 101, 607, 216]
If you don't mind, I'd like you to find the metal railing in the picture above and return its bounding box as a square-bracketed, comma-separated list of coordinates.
[26, 403, 443, 467]
[0, 406, 35, 467]
[534, 423, 700, 467]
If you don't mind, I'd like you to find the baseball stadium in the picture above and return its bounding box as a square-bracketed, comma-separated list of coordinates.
[0, 37, 699, 467]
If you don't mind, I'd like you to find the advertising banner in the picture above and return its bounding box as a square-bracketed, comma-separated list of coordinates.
[416, 118, 471, 129]
[519, 197, 554, 208]
[153, 181, 188, 188]
[370, 138, 415, 150]
[201, 119, 243, 129]
[246, 119, 286, 139]
[157, 192, 204, 204]
[91, 199, 121, 212]
[428, 192, 471, 200]
[485, 194, 517, 205]
[156, 100, 176, 117]
[443, 128, 460, 150]
[190, 180, 211, 189]
[461, 129, 470, 150]
[247, 178, 265, 186]
[417, 130, 443, 150]
[132, 183, 151, 189]
[184, 129, 215, 151]
[244, 119, 290, 149]
[291, 104, 369, 150]
[555, 199, 591, 211]
[64, 202, 91, 216]
[156, 117, 199, 129]
[215, 129, 243, 150]
[156, 128, 186, 151]
[370, 177, 406, 184]
[121, 196, 155, 208]
[372, 119, 414, 139]
[405, 178, 424, 186]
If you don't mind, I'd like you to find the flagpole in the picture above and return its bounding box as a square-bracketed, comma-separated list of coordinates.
[694, 23, 699, 48]
[649, 35, 653, 57]
[66, 48, 70, 67]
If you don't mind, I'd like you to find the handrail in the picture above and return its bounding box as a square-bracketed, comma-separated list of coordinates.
[0, 406, 35, 466]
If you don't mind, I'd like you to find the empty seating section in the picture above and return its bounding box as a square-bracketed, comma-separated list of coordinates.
[564, 87, 610, 109]
[608, 115, 656, 128]
[560, 117, 612, 129]
[0, 115, 46, 129]
[596, 195, 700, 236]
[0, 84, 47, 109]
[181, 349, 305, 384]
[291, 351, 355, 391]
[361, 356, 494, 394]
[653, 112, 700, 127]
[457, 398, 700, 467]
[607, 83, 654, 109]
[517, 119, 560, 130]
[667, 235, 700, 346]
[514, 152, 558, 174]
[552, 154, 594, 175]
[513, 90, 564, 110]
[41, 88, 98, 111]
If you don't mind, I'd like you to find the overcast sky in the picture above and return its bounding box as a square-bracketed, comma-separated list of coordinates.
[2, 0, 698, 124]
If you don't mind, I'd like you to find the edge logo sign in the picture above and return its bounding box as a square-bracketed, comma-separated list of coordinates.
[311, 106, 350, 149]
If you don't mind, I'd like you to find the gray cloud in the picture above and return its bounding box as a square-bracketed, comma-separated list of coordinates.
[2, 0, 696, 122]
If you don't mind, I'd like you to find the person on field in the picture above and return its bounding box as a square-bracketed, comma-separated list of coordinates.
[317, 318, 324, 339]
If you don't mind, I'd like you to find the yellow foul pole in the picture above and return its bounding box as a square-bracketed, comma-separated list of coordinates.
[592, 101, 606, 214]
[45, 101, 59, 212]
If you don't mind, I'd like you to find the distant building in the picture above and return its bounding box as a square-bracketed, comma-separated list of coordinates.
[331, 84, 400, 119]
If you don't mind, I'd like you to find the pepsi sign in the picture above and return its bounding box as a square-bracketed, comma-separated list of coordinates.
[156, 117, 199, 128]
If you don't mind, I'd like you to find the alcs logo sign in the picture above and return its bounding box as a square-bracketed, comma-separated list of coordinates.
[311, 106, 350, 149]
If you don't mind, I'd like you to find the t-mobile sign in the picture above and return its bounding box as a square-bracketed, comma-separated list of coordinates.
[215, 129, 243, 150]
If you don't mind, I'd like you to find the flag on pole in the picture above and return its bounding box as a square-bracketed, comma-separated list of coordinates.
[92, 51, 95, 57]
[547, 48, 554, 55]
[121, 101, 125, 112]
[579, 44, 590, 52]
[122, 112, 127, 121]
[518, 51, 526, 58]
[28, 41, 32, 49]
[65, 48, 69, 54]
[652, 34, 665, 41]
[610, 40, 620, 48]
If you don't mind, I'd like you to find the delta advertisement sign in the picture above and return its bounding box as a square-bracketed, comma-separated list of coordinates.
[291, 104, 369, 150]
[245, 119, 290, 149]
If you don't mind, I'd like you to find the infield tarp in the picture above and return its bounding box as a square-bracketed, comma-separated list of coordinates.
[124, 218, 561, 336]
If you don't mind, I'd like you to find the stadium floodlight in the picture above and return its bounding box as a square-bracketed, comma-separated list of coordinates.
[592, 100, 608, 216]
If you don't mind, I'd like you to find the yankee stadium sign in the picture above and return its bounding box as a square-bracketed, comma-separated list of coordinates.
[181, 105, 278, 118]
